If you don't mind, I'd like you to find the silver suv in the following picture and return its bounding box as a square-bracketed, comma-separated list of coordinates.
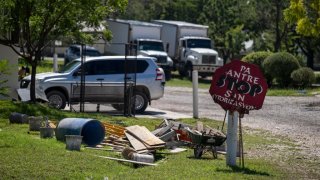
[20, 56, 165, 113]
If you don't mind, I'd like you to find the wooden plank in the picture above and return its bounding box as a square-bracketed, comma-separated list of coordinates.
[126, 125, 165, 147]
[139, 126, 166, 146]
[102, 143, 126, 149]
[196, 121, 204, 132]
[125, 132, 147, 151]
[95, 155, 157, 166]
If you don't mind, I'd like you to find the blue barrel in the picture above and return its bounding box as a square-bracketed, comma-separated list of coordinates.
[56, 118, 105, 146]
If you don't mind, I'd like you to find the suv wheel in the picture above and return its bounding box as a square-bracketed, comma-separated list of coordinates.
[133, 91, 148, 113]
[111, 92, 148, 114]
[47, 90, 67, 109]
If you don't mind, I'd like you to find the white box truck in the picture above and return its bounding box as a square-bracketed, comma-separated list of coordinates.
[106, 19, 173, 80]
[152, 20, 223, 78]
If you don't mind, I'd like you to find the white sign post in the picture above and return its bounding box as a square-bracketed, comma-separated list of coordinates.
[226, 110, 239, 166]
[192, 70, 199, 119]
[53, 40, 62, 72]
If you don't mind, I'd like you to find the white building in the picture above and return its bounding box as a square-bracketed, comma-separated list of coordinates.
[0, 44, 18, 100]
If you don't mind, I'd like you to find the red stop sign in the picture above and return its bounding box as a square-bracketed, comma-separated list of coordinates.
[209, 60, 268, 114]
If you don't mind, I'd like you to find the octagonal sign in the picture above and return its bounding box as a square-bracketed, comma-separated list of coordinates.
[209, 60, 268, 114]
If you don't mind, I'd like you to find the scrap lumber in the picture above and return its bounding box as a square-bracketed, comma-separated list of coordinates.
[103, 122, 125, 137]
[125, 132, 148, 152]
[95, 155, 157, 166]
[126, 125, 165, 147]
[154, 122, 174, 137]
[159, 130, 176, 142]
[196, 121, 204, 132]
[204, 125, 226, 138]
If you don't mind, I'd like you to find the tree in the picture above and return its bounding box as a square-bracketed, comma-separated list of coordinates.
[198, 0, 255, 62]
[0, 0, 127, 103]
[284, 0, 320, 37]
[284, 0, 320, 69]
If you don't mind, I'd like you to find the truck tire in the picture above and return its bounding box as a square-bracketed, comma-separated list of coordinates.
[47, 90, 67, 109]
[186, 64, 193, 79]
[165, 70, 172, 81]
[178, 69, 186, 77]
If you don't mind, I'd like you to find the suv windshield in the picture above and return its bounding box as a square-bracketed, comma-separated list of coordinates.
[187, 39, 212, 48]
[138, 41, 164, 51]
[59, 61, 80, 73]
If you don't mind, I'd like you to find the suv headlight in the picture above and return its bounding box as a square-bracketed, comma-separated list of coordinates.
[20, 80, 30, 88]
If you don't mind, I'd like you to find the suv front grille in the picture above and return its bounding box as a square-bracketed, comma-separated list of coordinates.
[20, 80, 30, 88]
[151, 55, 167, 64]
[202, 55, 216, 64]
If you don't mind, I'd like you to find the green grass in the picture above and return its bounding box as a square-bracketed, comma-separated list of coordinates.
[0, 101, 319, 179]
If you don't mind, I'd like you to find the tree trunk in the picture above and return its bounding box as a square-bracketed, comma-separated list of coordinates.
[306, 51, 314, 70]
[30, 58, 37, 103]
[274, 1, 281, 52]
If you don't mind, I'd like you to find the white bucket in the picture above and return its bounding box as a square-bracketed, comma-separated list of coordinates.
[65, 135, 83, 151]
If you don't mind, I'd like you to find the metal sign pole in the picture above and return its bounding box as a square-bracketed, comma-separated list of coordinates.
[226, 110, 238, 166]
[79, 44, 85, 112]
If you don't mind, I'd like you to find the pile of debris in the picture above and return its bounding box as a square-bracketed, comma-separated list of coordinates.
[94, 120, 226, 165]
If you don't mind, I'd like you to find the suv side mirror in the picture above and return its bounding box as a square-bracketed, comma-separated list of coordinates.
[73, 69, 82, 76]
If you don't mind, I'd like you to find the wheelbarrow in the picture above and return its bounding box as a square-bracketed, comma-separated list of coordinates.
[187, 129, 226, 159]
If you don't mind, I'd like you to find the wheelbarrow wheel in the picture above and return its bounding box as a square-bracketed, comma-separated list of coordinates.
[211, 146, 217, 159]
[194, 145, 203, 159]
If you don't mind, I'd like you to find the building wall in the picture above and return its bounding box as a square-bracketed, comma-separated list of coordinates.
[0, 45, 19, 100]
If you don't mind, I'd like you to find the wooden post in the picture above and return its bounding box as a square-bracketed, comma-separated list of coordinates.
[192, 70, 199, 119]
[226, 110, 238, 166]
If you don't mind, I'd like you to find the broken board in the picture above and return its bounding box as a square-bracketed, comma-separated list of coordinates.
[126, 125, 165, 146]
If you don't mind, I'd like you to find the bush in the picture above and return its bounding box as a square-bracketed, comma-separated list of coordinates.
[295, 54, 307, 67]
[263, 52, 300, 87]
[291, 67, 315, 88]
[242, 51, 273, 86]
[242, 51, 273, 69]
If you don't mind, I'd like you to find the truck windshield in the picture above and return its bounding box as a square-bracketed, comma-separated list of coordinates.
[187, 39, 212, 49]
[59, 61, 80, 73]
[138, 41, 164, 51]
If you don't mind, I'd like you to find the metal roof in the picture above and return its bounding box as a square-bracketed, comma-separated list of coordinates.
[107, 19, 162, 28]
[152, 20, 208, 29]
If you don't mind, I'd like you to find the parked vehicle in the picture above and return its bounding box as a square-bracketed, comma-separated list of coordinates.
[152, 20, 223, 78]
[20, 56, 165, 113]
[64, 45, 101, 65]
[106, 19, 173, 80]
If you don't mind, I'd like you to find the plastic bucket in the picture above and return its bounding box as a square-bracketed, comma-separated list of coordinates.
[29, 116, 43, 131]
[56, 118, 105, 146]
[65, 135, 83, 151]
[40, 127, 55, 138]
